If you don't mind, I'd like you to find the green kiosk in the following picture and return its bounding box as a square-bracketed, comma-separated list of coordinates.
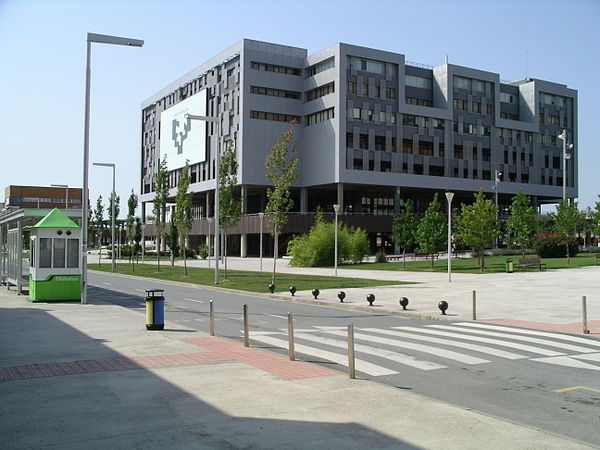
[28, 208, 81, 301]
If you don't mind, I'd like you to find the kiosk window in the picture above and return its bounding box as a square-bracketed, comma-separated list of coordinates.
[53, 238, 66, 268]
[30, 239, 35, 266]
[67, 239, 79, 268]
[40, 238, 52, 268]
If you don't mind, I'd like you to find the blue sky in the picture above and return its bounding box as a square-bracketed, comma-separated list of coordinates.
[1, 0, 598, 215]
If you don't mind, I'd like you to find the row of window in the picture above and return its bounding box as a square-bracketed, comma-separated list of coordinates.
[406, 75, 432, 90]
[539, 112, 562, 126]
[347, 133, 396, 151]
[250, 85, 301, 99]
[347, 56, 397, 76]
[306, 82, 335, 102]
[406, 97, 432, 107]
[250, 61, 301, 76]
[500, 92, 517, 104]
[500, 112, 519, 120]
[307, 57, 334, 77]
[352, 107, 397, 123]
[454, 76, 490, 94]
[453, 98, 494, 114]
[250, 110, 300, 123]
[403, 115, 445, 129]
[35, 238, 79, 269]
[306, 108, 335, 126]
[453, 121, 492, 136]
[541, 93, 566, 108]
[347, 81, 397, 99]
[8, 197, 81, 205]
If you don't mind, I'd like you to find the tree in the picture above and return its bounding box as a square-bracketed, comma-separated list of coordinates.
[415, 193, 447, 267]
[553, 200, 583, 265]
[591, 195, 600, 245]
[218, 142, 242, 279]
[168, 217, 179, 265]
[174, 161, 192, 275]
[108, 193, 120, 257]
[506, 190, 537, 256]
[392, 202, 419, 268]
[265, 126, 299, 284]
[133, 217, 142, 270]
[152, 157, 169, 271]
[94, 196, 104, 264]
[456, 190, 498, 271]
[126, 189, 138, 264]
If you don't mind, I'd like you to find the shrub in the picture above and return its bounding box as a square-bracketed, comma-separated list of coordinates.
[198, 244, 209, 260]
[532, 232, 578, 258]
[375, 251, 387, 263]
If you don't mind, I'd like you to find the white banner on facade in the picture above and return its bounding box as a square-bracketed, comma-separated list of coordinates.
[159, 89, 207, 171]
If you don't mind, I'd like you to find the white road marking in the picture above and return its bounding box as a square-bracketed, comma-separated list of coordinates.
[251, 335, 397, 376]
[430, 324, 597, 353]
[373, 327, 527, 360]
[399, 326, 563, 356]
[326, 330, 490, 365]
[184, 298, 203, 303]
[102, 282, 112, 285]
[134, 289, 145, 292]
[532, 356, 600, 371]
[264, 314, 287, 320]
[456, 322, 600, 348]
[296, 333, 446, 371]
[570, 352, 600, 362]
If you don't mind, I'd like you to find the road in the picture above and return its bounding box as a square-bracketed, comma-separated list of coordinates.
[89, 271, 600, 446]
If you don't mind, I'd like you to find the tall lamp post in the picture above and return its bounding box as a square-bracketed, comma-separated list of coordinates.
[185, 113, 220, 284]
[93, 163, 116, 272]
[51, 184, 69, 209]
[81, 32, 143, 304]
[207, 217, 213, 269]
[333, 204, 340, 276]
[558, 129, 573, 202]
[258, 212, 264, 272]
[445, 192, 454, 283]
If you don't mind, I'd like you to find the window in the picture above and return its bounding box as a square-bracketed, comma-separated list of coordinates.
[439, 143, 445, 157]
[406, 97, 432, 107]
[53, 238, 66, 268]
[250, 61, 300, 76]
[486, 104, 493, 115]
[306, 82, 335, 101]
[526, 132, 533, 142]
[374, 85, 381, 98]
[375, 136, 385, 151]
[405, 75, 432, 89]
[454, 76, 471, 90]
[367, 109, 374, 121]
[251, 86, 301, 99]
[346, 132, 354, 148]
[386, 88, 397, 100]
[379, 111, 386, 122]
[250, 110, 300, 123]
[67, 239, 79, 268]
[353, 107, 361, 119]
[418, 141, 433, 156]
[403, 139, 413, 153]
[433, 119, 444, 130]
[362, 83, 369, 96]
[347, 56, 395, 75]
[550, 115, 560, 125]
[472, 102, 481, 113]
[359, 134, 368, 149]
[307, 57, 334, 77]
[501, 112, 518, 120]
[40, 238, 52, 268]
[306, 107, 335, 126]
[390, 113, 397, 124]
[348, 81, 356, 93]
[453, 99, 466, 111]
[541, 93, 565, 107]
[454, 145, 464, 159]
[500, 92, 516, 104]
[403, 115, 417, 127]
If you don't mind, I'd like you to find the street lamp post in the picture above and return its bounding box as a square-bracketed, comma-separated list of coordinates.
[207, 217, 213, 269]
[445, 192, 454, 283]
[81, 32, 143, 304]
[51, 184, 69, 209]
[258, 212, 264, 272]
[185, 113, 220, 284]
[558, 129, 573, 202]
[333, 204, 340, 276]
[93, 163, 116, 272]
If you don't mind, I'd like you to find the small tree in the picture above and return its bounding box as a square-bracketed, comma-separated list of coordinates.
[456, 190, 498, 271]
[392, 202, 419, 268]
[174, 161, 192, 275]
[126, 190, 138, 262]
[265, 126, 299, 284]
[553, 200, 583, 265]
[94, 195, 104, 264]
[133, 217, 142, 269]
[152, 157, 169, 271]
[591, 195, 600, 246]
[219, 142, 242, 279]
[506, 190, 537, 257]
[415, 193, 447, 267]
[168, 217, 179, 265]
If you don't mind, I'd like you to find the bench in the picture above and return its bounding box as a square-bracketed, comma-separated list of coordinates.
[452, 249, 468, 259]
[414, 252, 439, 261]
[518, 257, 546, 271]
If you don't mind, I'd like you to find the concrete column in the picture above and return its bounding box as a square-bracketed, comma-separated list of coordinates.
[300, 187, 307, 213]
[394, 186, 401, 215]
[337, 183, 344, 210]
[240, 233, 247, 258]
[17, 219, 22, 295]
[141, 202, 146, 222]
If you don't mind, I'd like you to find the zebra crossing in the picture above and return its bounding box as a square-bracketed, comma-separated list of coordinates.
[249, 322, 600, 375]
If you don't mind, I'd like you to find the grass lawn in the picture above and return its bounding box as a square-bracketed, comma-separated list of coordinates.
[93, 263, 411, 293]
[343, 252, 599, 273]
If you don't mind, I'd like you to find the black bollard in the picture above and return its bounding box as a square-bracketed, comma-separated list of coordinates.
[438, 300, 449, 315]
[312, 288, 320, 299]
[399, 297, 409, 310]
[367, 293, 375, 306]
[268, 283, 275, 294]
[289, 285, 296, 296]
[337, 291, 346, 303]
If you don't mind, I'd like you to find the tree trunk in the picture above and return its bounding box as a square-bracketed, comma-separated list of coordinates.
[272, 228, 278, 285]
[224, 231, 228, 279]
[157, 236, 161, 272]
[402, 248, 406, 269]
[566, 242, 570, 266]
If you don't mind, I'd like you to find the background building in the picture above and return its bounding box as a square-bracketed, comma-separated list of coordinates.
[4, 185, 82, 210]
[140, 39, 577, 256]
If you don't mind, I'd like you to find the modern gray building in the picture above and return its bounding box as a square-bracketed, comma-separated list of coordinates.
[140, 38, 577, 256]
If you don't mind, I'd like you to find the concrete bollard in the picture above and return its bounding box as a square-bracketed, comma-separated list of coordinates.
[288, 312, 295, 361]
[438, 300, 449, 315]
[367, 294, 375, 306]
[338, 291, 346, 303]
[472, 290, 477, 321]
[209, 300, 215, 336]
[312, 288, 320, 299]
[243, 304, 249, 347]
[347, 323, 355, 379]
[289, 285, 296, 296]
[268, 283, 275, 294]
[582, 296, 590, 334]
[399, 297, 409, 310]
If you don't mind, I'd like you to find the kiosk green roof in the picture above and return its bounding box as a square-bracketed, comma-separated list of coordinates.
[31, 208, 80, 229]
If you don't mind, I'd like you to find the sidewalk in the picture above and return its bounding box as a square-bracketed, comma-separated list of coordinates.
[0, 287, 594, 449]
[118, 255, 600, 335]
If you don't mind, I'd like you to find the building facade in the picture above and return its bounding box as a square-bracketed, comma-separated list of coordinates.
[4, 185, 82, 211]
[140, 39, 577, 256]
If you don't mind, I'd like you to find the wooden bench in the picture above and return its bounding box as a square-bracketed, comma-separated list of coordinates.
[414, 252, 439, 261]
[518, 257, 546, 271]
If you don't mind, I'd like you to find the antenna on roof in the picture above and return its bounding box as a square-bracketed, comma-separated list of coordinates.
[445, 54, 448, 64]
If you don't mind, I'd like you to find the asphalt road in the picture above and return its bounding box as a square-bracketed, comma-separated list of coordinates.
[89, 271, 600, 446]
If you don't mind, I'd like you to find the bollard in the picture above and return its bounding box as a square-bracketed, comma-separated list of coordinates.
[347, 324, 356, 379]
[438, 300, 448, 315]
[243, 304, 249, 347]
[472, 290, 477, 321]
[209, 300, 215, 336]
[312, 288, 320, 299]
[399, 297, 409, 310]
[338, 291, 346, 303]
[289, 285, 296, 296]
[367, 293, 375, 306]
[268, 283, 275, 294]
[582, 296, 590, 334]
[288, 312, 295, 361]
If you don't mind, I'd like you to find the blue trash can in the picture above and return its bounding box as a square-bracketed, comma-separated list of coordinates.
[145, 289, 165, 330]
